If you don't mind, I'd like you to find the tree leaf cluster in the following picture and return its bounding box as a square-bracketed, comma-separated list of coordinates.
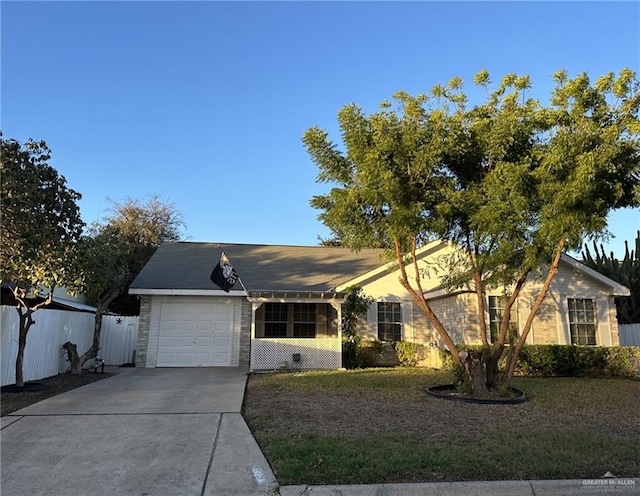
[1, 138, 85, 297]
[81, 195, 185, 313]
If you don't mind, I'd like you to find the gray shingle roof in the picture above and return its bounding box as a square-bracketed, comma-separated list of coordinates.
[130, 242, 386, 293]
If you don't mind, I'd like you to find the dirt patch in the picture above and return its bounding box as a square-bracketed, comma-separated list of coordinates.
[1, 371, 111, 416]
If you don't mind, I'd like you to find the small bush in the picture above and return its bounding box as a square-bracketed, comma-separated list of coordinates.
[392, 341, 422, 367]
[439, 345, 640, 379]
[358, 339, 385, 368]
[604, 347, 640, 378]
[342, 340, 362, 370]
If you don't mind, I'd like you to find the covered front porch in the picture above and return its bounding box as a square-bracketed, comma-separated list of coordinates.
[248, 291, 343, 371]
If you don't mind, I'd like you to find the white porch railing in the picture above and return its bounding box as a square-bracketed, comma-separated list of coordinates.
[251, 337, 341, 370]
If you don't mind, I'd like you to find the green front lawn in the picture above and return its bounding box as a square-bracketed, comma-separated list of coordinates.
[242, 368, 640, 485]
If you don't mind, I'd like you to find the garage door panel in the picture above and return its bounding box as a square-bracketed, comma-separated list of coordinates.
[196, 337, 212, 346]
[213, 353, 229, 365]
[156, 301, 233, 367]
[159, 320, 177, 331]
[215, 320, 230, 330]
[197, 320, 214, 331]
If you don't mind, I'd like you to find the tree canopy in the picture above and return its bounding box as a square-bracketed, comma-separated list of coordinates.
[64, 196, 185, 373]
[1, 138, 84, 295]
[85, 195, 186, 314]
[1, 137, 85, 386]
[303, 69, 640, 394]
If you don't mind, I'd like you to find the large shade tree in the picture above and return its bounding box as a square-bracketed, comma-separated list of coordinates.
[303, 69, 640, 395]
[0, 138, 85, 387]
[64, 196, 185, 373]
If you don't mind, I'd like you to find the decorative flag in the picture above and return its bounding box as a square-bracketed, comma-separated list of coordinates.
[210, 253, 238, 292]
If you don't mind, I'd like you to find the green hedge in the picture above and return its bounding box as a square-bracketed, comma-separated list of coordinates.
[342, 340, 425, 369]
[439, 345, 640, 379]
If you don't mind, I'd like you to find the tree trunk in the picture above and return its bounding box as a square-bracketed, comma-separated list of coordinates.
[67, 312, 104, 374]
[485, 344, 503, 389]
[473, 269, 489, 348]
[459, 350, 488, 396]
[395, 240, 461, 362]
[62, 342, 82, 374]
[503, 240, 565, 385]
[12, 289, 53, 387]
[68, 284, 122, 375]
[486, 272, 528, 388]
[15, 308, 35, 387]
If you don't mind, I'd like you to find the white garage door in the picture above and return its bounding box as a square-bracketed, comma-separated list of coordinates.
[156, 301, 233, 367]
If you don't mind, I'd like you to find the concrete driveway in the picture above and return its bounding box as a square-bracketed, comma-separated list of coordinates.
[1, 367, 277, 496]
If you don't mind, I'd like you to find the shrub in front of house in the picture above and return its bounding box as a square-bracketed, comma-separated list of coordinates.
[392, 341, 423, 367]
[343, 339, 425, 368]
[603, 346, 640, 378]
[439, 345, 640, 379]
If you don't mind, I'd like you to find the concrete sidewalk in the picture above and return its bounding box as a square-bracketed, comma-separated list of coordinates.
[280, 479, 640, 495]
[1, 367, 278, 496]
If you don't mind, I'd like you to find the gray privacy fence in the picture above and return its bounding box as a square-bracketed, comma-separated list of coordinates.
[619, 324, 640, 346]
[1, 306, 138, 386]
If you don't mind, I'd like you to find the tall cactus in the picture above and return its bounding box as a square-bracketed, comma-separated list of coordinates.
[582, 231, 639, 324]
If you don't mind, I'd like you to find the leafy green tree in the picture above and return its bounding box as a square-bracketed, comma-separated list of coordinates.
[303, 69, 640, 395]
[340, 286, 374, 369]
[1, 137, 84, 387]
[63, 196, 185, 373]
[342, 286, 374, 340]
[582, 231, 640, 324]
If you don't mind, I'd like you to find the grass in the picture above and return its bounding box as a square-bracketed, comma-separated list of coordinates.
[242, 368, 640, 485]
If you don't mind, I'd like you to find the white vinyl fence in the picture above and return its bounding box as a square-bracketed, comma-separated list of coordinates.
[1, 306, 138, 386]
[619, 323, 640, 346]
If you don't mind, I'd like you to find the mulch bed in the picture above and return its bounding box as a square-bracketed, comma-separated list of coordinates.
[1, 371, 111, 416]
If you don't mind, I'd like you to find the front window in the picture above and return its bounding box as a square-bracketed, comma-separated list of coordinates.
[568, 298, 597, 345]
[262, 302, 317, 338]
[377, 302, 401, 341]
[264, 303, 287, 338]
[293, 303, 316, 338]
[488, 296, 518, 344]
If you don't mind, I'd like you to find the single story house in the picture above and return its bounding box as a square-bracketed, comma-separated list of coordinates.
[129, 241, 629, 371]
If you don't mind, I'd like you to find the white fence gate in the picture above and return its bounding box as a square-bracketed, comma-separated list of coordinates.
[619, 323, 640, 346]
[98, 316, 138, 366]
[1, 306, 138, 386]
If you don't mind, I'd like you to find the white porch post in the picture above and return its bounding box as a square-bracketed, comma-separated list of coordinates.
[249, 302, 263, 371]
[330, 301, 343, 369]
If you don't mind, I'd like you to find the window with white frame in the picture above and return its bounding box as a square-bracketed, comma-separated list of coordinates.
[488, 296, 518, 344]
[568, 298, 597, 345]
[377, 302, 401, 341]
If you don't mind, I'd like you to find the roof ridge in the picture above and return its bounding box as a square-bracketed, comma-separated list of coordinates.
[166, 241, 385, 251]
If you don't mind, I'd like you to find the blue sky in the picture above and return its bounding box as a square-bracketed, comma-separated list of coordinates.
[3, 1, 639, 257]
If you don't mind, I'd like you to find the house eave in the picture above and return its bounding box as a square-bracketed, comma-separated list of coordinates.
[128, 288, 248, 297]
[335, 239, 447, 291]
[247, 290, 345, 304]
